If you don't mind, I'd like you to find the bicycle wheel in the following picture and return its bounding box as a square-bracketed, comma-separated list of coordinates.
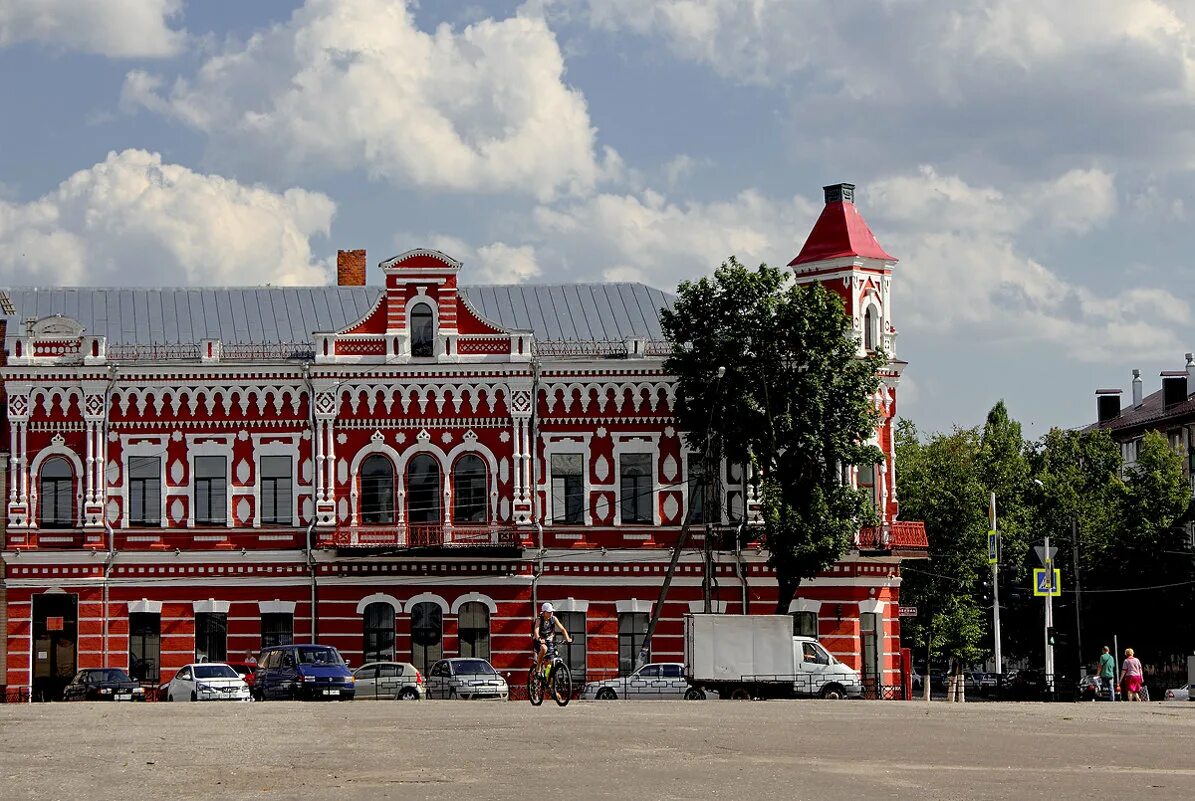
[527, 667, 544, 706]
[552, 661, 572, 707]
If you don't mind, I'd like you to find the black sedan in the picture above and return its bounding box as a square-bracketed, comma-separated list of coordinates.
[63, 669, 146, 701]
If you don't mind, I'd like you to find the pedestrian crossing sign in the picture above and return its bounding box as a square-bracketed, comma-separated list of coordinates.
[1033, 568, 1061, 597]
[987, 531, 998, 564]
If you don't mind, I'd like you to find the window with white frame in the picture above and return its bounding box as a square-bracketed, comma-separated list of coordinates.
[194, 456, 227, 526]
[452, 455, 487, 523]
[128, 456, 161, 527]
[38, 457, 74, 528]
[410, 302, 435, 357]
[260, 456, 293, 526]
[457, 602, 490, 660]
[551, 453, 584, 524]
[618, 612, 648, 675]
[619, 453, 652, 524]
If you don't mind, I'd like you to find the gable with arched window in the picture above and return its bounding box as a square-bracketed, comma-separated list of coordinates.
[39, 457, 74, 528]
[452, 454, 487, 523]
[410, 302, 435, 357]
[406, 454, 441, 524]
[360, 454, 396, 525]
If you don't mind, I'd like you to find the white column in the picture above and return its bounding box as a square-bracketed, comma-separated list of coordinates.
[84, 421, 95, 504]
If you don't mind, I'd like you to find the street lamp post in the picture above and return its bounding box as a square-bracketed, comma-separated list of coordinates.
[990, 492, 1002, 677]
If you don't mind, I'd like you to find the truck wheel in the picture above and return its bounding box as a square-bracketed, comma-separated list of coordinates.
[729, 688, 752, 701]
[820, 684, 846, 700]
[683, 688, 706, 701]
[595, 688, 617, 700]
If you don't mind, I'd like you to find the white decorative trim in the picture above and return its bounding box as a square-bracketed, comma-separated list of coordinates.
[857, 599, 884, 615]
[450, 592, 498, 615]
[127, 599, 162, 615]
[615, 598, 652, 614]
[406, 592, 450, 614]
[688, 600, 728, 614]
[789, 598, 822, 615]
[356, 593, 403, 614]
[258, 600, 297, 615]
[549, 597, 590, 613]
[192, 599, 231, 615]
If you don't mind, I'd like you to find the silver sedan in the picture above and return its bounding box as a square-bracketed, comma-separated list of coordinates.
[581, 663, 705, 700]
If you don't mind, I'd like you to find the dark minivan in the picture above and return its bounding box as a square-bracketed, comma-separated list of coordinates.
[254, 644, 355, 700]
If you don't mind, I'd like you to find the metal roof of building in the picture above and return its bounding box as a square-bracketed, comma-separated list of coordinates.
[0, 284, 674, 346]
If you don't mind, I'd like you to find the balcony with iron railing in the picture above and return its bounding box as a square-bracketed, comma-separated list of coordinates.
[856, 521, 928, 553]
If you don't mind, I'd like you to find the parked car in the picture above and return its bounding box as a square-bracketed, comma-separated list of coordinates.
[353, 661, 425, 700]
[425, 658, 508, 700]
[165, 663, 250, 702]
[582, 663, 697, 700]
[63, 668, 146, 702]
[226, 661, 258, 689]
[254, 644, 355, 701]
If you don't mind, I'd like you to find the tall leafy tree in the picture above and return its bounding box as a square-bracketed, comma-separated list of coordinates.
[894, 421, 989, 678]
[661, 258, 885, 613]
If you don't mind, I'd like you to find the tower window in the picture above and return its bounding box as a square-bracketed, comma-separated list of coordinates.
[864, 306, 879, 351]
[410, 303, 434, 357]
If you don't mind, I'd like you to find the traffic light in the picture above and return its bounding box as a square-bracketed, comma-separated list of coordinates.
[1047, 626, 1057, 647]
[979, 579, 992, 605]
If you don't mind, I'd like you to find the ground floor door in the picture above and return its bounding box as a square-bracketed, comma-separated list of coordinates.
[32, 592, 78, 702]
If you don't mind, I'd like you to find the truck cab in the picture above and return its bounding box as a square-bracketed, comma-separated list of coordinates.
[793, 636, 863, 699]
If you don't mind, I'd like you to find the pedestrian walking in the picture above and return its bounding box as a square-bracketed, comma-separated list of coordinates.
[1098, 646, 1116, 701]
[1120, 648, 1144, 702]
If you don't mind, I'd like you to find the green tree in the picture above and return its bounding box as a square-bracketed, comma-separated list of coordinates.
[894, 420, 989, 676]
[661, 258, 885, 613]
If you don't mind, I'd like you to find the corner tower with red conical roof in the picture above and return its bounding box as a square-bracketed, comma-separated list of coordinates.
[790, 183, 907, 544]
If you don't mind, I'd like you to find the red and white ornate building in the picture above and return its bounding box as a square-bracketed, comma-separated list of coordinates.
[0, 183, 925, 700]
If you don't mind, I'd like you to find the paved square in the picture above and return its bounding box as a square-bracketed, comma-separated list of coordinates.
[1, 700, 1192, 800]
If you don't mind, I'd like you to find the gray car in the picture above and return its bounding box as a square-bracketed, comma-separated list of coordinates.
[352, 661, 425, 700]
[426, 658, 509, 700]
[581, 663, 703, 700]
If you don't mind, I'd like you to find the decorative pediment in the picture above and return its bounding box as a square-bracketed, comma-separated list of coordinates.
[32, 314, 85, 338]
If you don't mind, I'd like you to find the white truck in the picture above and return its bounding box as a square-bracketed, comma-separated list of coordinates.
[684, 614, 863, 700]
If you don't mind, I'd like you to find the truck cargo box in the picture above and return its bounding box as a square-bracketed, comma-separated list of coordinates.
[684, 614, 795, 682]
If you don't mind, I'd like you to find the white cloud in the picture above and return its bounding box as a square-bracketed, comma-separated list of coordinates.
[123, 0, 601, 199]
[868, 168, 1183, 362]
[0, 0, 185, 57]
[0, 149, 335, 286]
[557, 0, 1195, 176]
[413, 234, 543, 284]
[529, 188, 818, 285]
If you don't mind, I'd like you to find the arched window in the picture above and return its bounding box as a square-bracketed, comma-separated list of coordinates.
[406, 454, 441, 524]
[360, 455, 395, 525]
[458, 601, 490, 660]
[452, 455, 488, 523]
[410, 601, 443, 674]
[864, 305, 878, 351]
[410, 302, 434, 357]
[363, 602, 395, 662]
[39, 457, 74, 528]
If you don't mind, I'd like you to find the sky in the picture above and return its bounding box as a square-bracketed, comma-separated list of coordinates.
[1, 0, 1194, 436]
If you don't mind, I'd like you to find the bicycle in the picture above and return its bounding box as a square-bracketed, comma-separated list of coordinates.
[528, 636, 572, 707]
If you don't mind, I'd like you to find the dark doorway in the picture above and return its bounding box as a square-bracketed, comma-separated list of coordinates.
[32, 592, 78, 702]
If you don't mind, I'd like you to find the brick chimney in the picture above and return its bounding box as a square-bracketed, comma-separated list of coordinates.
[337, 249, 366, 286]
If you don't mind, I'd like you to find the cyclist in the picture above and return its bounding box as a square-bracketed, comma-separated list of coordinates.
[533, 602, 572, 685]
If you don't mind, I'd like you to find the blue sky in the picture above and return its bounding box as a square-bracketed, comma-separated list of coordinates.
[2, 0, 1194, 435]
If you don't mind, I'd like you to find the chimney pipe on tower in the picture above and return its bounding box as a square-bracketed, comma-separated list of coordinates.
[1132, 369, 1143, 407]
[1186, 353, 1195, 399]
[823, 183, 855, 204]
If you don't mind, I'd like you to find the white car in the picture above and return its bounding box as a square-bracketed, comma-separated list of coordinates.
[581, 663, 703, 700]
[165, 663, 251, 702]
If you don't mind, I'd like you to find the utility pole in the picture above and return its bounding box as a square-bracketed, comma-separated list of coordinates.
[1072, 518, 1083, 680]
[990, 492, 1002, 675]
[1044, 534, 1055, 693]
[702, 367, 726, 615]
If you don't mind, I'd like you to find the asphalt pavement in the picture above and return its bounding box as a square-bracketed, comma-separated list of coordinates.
[1, 699, 1192, 801]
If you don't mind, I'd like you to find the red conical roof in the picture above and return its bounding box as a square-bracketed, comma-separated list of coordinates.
[789, 184, 896, 267]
